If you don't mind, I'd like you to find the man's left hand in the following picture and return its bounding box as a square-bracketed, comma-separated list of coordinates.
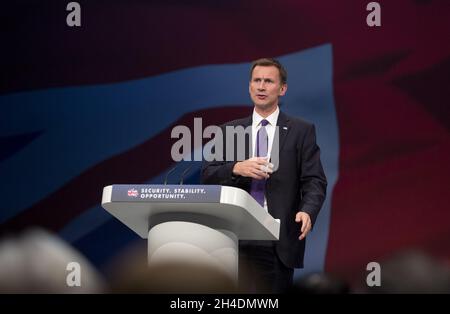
[295, 212, 312, 240]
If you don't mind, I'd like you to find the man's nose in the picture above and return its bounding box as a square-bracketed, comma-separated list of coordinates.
[257, 81, 266, 90]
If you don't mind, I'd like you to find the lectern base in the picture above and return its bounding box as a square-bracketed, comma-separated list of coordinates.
[147, 221, 238, 283]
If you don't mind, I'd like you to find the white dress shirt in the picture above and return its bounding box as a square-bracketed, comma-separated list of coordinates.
[251, 106, 279, 211]
[251, 106, 279, 160]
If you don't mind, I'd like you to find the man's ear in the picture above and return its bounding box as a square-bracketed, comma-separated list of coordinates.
[279, 83, 288, 96]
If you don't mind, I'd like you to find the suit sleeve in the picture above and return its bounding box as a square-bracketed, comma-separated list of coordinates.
[298, 124, 328, 227]
[201, 159, 240, 186]
[200, 126, 248, 187]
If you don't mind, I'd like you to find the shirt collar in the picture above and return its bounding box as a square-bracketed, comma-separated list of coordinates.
[252, 106, 280, 127]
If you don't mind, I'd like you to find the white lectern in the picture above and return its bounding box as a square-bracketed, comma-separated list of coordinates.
[101, 184, 280, 283]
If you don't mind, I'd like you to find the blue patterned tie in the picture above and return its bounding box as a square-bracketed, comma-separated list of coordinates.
[250, 119, 269, 207]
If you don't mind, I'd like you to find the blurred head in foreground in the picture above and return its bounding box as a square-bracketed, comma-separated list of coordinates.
[364, 250, 450, 294]
[0, 228, 104, 293]
[107, 243, 238, 293]
[289, 272, 350, 294]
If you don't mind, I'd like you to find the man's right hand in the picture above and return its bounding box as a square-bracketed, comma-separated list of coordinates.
[232, 157, 273, 180]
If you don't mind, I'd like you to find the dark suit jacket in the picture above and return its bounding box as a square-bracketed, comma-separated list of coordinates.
[201, 111, 327, 268]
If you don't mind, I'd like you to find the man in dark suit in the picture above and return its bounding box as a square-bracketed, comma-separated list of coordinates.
[201, 58, 327, 293]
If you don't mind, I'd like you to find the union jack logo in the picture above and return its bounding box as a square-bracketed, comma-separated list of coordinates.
[127, 188, 138, 197]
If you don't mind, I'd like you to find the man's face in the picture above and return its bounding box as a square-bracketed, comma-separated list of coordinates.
[249, 65, 287, 110]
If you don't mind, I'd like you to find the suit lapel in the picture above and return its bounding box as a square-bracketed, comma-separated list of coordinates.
[239, 115, 253, 160]
[275, 111, 290, 153]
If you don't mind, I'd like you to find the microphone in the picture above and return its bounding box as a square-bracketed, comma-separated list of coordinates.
[163, 165, 178, 185]
[179, 165, 193, 185]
